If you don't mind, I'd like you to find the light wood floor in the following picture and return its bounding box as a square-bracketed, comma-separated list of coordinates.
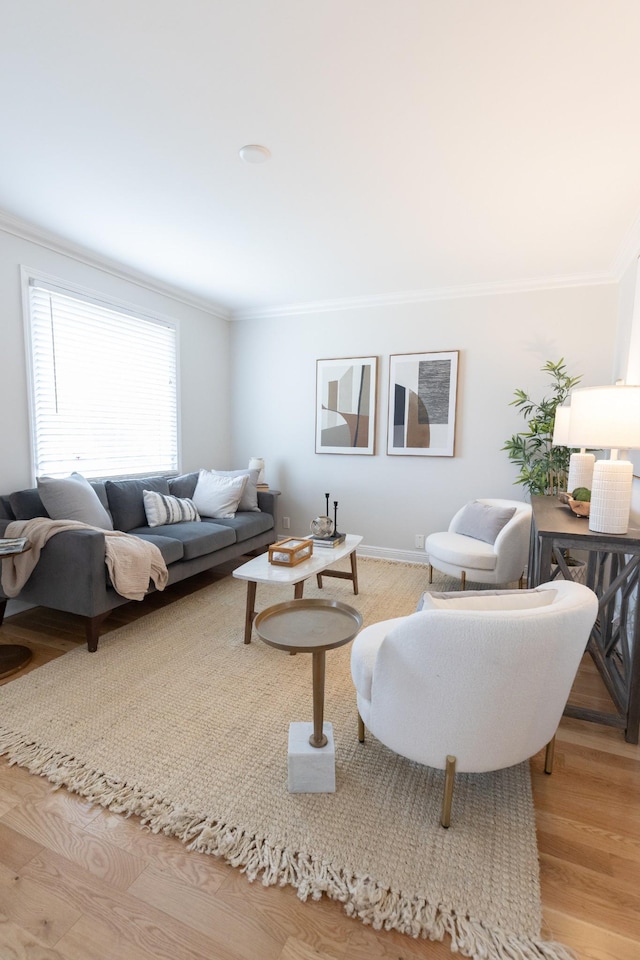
[0, 566, 639, 960]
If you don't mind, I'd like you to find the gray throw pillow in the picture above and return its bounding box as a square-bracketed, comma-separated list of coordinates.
[454, 501, 516, 544]
[105, 476, 170, 531]
[37, 473, 114, 530]
[168, 472, 199, 499]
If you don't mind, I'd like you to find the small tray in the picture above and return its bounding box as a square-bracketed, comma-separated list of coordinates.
[254, 598, 363, 652]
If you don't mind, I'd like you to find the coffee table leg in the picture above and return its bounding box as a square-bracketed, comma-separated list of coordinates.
[315, 550, 359, 595]
[294, 581, 304, 599]
[310, 650, 328, 747]
[244, 581, 257, 644]
[350, 550, 359, 595]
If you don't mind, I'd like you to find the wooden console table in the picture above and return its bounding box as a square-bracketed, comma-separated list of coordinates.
[528, 495, 640, 743]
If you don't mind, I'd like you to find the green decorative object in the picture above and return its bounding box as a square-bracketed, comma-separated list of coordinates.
[571, 487, 591, 502]
[503, 359, 582, 497]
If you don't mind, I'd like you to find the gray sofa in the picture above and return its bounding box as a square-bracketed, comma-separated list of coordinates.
[0, 473, 279, 651]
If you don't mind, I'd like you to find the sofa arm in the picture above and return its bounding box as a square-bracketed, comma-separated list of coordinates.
[257, 489, 280, 528]
[0, 528, 116, 617]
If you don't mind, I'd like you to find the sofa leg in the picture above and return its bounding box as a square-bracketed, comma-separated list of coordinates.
[357, 712, 365, 743]
[0, 599, 6, 626]
[85, 613, 109, 652]
[460, 571, 466, 590]
[428, 564, 433, 584]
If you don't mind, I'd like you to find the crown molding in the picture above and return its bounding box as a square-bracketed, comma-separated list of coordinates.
[0, 209, 232, 321]
[233, 271, 615, 321]
[0, 207, 623, 323]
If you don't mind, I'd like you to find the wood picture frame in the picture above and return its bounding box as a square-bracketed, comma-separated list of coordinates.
[387, 350, 459, 456]
[315, 356, 378, 455]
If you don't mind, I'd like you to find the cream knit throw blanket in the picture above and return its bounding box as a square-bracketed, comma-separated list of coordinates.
[1, 517, 168, 601]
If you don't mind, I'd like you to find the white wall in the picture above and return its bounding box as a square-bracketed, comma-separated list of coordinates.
[230, 284, 616, 558]
[613, 255, 640, 518]
[0, 226, 232, 494]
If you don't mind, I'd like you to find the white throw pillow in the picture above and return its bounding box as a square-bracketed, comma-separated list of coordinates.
[37, 472, 114, 530]
[192, 470, 248, 519]
[208, 468, 261, 511]
[143, 490, 200, 527]
[418, 590, 556, 611]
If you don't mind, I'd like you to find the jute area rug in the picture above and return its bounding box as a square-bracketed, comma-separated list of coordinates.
[0, 558, 572, 960]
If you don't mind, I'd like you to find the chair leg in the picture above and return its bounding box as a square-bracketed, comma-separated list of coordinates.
[544, 735, 556, 774]
[519, 573, 525, 589]
[441, 755, 456, 828]
[357, 712, 365, 743]
[460, 571, 466, 591]
[428, 564, 433, 584]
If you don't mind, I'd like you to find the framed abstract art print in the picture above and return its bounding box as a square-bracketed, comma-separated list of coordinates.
[315, 356, 378, 455]
[387, 350, 459, 456]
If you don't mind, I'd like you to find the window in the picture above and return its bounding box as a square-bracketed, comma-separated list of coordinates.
[24, 273, 179, 480]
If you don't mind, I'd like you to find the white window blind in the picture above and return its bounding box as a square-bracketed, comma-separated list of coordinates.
[26, 278, 178, 479]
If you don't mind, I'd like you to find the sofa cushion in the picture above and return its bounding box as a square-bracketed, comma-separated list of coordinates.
[9, 488, 49, 520]
[143, 489, 200, 527]
[37, 473, 114, 530]
[209, 511, 275, 542]
[133, 532, 185, 565]
[192, 470, 247, 519]
[128, 521, 236, 560]
[426, 531, 497, 571]
[106, 477, 170, 532]
[168, 472, 199, 499]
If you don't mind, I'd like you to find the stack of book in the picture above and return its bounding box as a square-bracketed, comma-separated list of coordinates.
[311, 532, 346, 548]
[0, 537, 28, 556]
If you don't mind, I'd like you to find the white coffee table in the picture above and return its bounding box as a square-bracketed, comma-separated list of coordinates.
[233, 534, 362, 644]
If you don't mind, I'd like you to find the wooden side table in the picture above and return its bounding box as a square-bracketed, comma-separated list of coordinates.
[0, 539, 33, 680]
[529, 496, 640, 743]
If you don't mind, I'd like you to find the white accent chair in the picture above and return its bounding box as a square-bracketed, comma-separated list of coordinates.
[350, 581, 598, 827]
[425, 498, 532, 589]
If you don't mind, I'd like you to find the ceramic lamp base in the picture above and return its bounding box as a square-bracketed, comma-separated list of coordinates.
[588, 459, 633, 534]
[567, 452, 595, 494]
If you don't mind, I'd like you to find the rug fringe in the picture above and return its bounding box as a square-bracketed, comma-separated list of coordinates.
[0, 731, 575, 960]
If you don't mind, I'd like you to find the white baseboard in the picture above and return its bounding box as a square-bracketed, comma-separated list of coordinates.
[356, 544, 430, 565]
[276, 534, 430, 567]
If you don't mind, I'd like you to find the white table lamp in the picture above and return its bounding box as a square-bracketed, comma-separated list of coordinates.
[551, 403, 595, 493]
[248, 457, 265, 484]
[568, 386, 640, 534]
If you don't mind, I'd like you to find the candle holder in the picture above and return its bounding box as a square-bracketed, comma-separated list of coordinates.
[309, 493, 345, 546]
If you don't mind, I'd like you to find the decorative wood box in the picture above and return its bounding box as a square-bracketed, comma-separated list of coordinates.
[268, 538, 314, 567]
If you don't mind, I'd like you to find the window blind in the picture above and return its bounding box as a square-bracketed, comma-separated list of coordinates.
[27, 279, 178, 479]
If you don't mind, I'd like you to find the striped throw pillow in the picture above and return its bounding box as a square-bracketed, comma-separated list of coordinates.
[143, 489, 201, 527]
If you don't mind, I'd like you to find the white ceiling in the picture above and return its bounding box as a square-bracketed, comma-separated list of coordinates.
[2, 1, 640, 318]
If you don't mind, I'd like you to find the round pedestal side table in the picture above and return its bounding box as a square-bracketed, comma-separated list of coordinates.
[254, 598, 362, 747]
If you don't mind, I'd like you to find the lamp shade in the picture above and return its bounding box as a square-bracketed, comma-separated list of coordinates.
[552, 404, 571, 446]
[248, 457, 265, 483]
[568, 386, 640, 450]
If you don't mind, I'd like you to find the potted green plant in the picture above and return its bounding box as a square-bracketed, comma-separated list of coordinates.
[503, 359, 582, 497]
